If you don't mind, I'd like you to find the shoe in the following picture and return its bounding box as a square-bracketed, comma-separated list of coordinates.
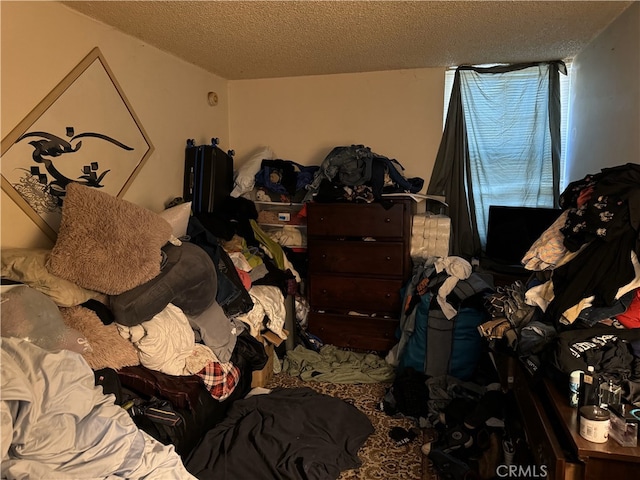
[389, 426, 418, 447]
[442, 397, 477, 426]
[441, 425, 473, 453]
[429, 448, 480, 480]
[464, 390, 505, 429]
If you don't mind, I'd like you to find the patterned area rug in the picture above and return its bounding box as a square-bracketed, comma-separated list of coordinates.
[265, 372, 425, 480]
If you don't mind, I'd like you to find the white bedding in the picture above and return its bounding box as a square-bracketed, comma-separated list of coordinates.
[116, 303, 199, 375]
[0, 337, 195, 480]
[235, 285, 287, 339]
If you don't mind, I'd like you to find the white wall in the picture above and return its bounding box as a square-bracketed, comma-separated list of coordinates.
[228, 68, 445, 187]
[566, 2, 639, 182]
[1, 1, 230, 249]
[3, 1, 637, 249]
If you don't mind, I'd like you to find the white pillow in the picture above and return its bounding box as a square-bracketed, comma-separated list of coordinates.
[159, 201, 192, 238]
[230, 146, 274, 197]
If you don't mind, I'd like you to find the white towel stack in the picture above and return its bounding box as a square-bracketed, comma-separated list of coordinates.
[411, 214, 451, 259]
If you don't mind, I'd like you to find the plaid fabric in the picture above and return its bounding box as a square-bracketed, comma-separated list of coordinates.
[197, 361, 241, 401]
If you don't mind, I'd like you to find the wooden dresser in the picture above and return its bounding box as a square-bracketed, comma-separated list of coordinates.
[497, 353, 640, 480]
[306, 198, 414, 352]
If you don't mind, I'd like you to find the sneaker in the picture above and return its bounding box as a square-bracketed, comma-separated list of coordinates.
[441, 425, 473, 453]
[429, 448, 480, 480]
[389, 426, 419, 447]
[464, 390, 505, 429]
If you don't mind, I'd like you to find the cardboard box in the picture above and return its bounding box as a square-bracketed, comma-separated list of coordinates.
[251, 342, 275, 388]
[251, 330, 286, 388]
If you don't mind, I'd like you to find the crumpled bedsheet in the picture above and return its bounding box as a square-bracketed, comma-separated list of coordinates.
[283, 344, 395, 383]
[117, 303, 203, 376]
[117, 304, 240, 401]
[0, 337, 195, 480]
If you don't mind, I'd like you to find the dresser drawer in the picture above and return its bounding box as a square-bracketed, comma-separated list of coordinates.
[308, 312, 398, 351]
[308, 240, 405, 276]
[309, 274, 403, 314]
[307, 201, 407, 238]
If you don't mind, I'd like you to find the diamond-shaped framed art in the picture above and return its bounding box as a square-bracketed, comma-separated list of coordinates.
[1, 47, 154, 240]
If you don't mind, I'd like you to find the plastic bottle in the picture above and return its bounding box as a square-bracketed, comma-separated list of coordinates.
[569, 370, 582, 407]
[578, 366, 597, 408]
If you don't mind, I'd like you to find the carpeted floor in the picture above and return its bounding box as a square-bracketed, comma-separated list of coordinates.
[265, 372, 426, 480]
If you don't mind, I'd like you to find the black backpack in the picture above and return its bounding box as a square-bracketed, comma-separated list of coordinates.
[546, 325, 640, 403]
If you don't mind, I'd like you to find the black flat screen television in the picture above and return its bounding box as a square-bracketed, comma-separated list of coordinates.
[484, 205, 563, 266]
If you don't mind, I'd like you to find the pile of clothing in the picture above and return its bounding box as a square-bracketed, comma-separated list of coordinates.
[303, 145, 424, 203]
[478, 163, 640, 400]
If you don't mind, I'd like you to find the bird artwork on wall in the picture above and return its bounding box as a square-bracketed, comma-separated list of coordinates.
[1, 47, 153, 239]
[14, 128, 133, 209]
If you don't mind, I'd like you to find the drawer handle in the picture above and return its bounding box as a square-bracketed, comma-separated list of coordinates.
[322, 289, 328, 294]
[385, 256, 391, 261]
[385, 293, 391, 298]
[384, 217, 391, 223]
[321, 254, 327, 259]
[320, 216, 325, 222]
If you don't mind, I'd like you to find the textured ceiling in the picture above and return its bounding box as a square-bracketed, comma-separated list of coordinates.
[62, 1, 633, 80]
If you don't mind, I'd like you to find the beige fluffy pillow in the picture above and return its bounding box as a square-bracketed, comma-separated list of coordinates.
[60, 305, 140, 370]
[47, 183, 172, 295]
[1, 248, 99, 307]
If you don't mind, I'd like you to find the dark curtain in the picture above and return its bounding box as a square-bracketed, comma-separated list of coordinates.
[427, 62, 566, 259]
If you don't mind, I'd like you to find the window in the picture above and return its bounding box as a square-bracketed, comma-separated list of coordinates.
[442, 63, 572, 248]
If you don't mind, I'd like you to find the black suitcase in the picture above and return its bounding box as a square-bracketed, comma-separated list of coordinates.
[184, 138, 234, 214]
